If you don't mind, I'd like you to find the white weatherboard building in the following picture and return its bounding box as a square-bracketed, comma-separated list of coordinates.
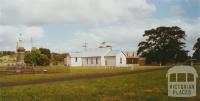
[66, 47, 127, 67]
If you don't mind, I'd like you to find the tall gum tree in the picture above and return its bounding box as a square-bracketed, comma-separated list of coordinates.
[193, 38, 200, 61]
[137, 26, 188, 65]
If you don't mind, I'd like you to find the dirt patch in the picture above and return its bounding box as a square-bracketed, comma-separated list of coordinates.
[123, 92, 136, 97]
[0, 69, 62, 75]
[144, 88, 162, 93]
[102, 96, 121, 101]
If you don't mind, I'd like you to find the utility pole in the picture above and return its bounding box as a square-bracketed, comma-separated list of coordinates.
[83, 41, 88, 51]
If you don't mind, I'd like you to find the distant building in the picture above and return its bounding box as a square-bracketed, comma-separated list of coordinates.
[124, 51, 145, 66]
[65, 49, 145, 67]
[65, 47, 127, 67]
[64, 42, 145, 67]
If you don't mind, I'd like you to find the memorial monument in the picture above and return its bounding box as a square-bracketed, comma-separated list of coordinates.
[16, 34, 26, 66]
[6, 34, 33, 72]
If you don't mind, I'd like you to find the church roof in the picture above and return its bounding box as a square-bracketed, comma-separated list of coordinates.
[105, 50, 122, 56]
[70, 48, 111, 57]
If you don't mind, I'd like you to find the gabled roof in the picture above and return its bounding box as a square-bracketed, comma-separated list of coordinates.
[70, 52, 82, 57]
[70, 48, 111, 57]
[123, 51, 139, 58]
[82, 48, 111, 57]
[105, 50, 122, 56]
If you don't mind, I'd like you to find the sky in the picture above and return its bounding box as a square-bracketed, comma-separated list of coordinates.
[0, 0, 200, 55]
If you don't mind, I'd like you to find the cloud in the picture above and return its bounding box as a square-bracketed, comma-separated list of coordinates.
[0, 0, 155, 25]
[58, 18, 200, 55]
[0, 0, 156, 52]
[170, 5, 184, 17]
[0, 25, 45, 50]
[0, 0, 199, 56]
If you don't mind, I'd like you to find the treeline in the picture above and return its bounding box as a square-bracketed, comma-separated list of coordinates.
[0, 51, 15, 57]
[192, 38, 200, 62]
[24, 48, 68, 66]
[138, 26, 200, 65]
[51, 53, 68, 65]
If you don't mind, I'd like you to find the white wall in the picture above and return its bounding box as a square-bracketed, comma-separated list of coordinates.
[70, 57, 82, 66]
[82, 57, 101, 66]
[116, 52, 127, 67]
[69, 51, 127, 67]
[101, 56, 105, 66]
[101, 49, 112, 66]
[64, 56, 71, 66]
[105, 56, 116, 66]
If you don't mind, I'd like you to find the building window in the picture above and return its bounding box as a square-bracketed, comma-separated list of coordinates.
[91, 58, 93, 64]
[75, 57, 78, 62]
[96, 58, 98, 64]
[87, 58, 88, 64]
[120, 58, 122, 64]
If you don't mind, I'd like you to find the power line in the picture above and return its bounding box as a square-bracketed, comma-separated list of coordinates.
[83, 41, 88, 51]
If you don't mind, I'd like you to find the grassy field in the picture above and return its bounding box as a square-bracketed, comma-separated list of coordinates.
[0, 66, 199, 101]
[0, 55, 16, 67]
[0, 66, 162, 82]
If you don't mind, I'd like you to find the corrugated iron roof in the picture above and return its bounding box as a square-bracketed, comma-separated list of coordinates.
[70, 48, 111, 57]
[70, 52, 82, 57]
[105, 50, 121, 56]
[82, 48, 111, 57]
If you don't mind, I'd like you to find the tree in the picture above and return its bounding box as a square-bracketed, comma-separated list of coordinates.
[137, 26, 188, 65]
[36, 54, 50, 66]
[24, 51, 33, 65]
[0, 51, 15, 57]
[39, 48, 51, 59]
[24, 49, 50, 66]
[193, 38, 200, 61]
[51, 53, 68, 65]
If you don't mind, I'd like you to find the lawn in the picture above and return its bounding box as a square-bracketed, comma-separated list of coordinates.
[0, 66, 199, 101]
[0, 66, 162, 82]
